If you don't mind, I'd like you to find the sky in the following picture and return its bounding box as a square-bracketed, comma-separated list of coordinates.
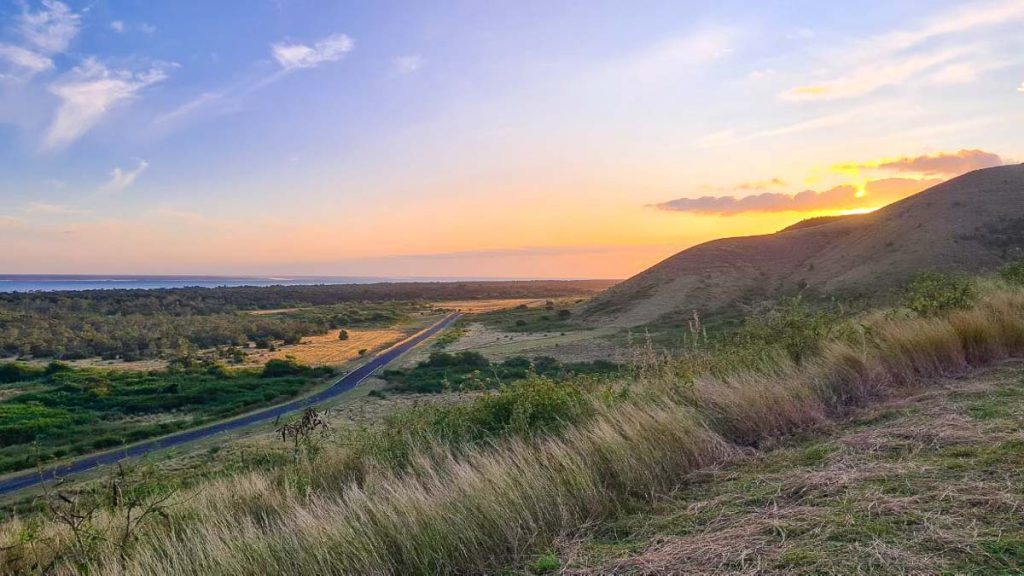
[0, 0, 1021, 279]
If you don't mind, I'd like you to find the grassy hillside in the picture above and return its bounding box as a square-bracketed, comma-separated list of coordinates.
[586, 164, 1024, 326]
[3, 272, 1024, 575]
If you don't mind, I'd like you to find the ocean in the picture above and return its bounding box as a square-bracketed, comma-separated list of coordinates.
[0, 275, 466, 293]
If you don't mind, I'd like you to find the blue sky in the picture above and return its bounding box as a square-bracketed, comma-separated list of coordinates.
[1, 1, 1022, 277]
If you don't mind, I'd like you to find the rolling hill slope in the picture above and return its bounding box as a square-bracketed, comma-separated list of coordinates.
[586, 164, 1024, 326]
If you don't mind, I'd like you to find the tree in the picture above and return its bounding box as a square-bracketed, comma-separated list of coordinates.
[338, 329, 349, 341]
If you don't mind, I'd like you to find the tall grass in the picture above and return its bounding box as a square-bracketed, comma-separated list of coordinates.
[4, 286, 1024, 575]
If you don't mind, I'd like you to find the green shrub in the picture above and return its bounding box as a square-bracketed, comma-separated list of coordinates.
[355, 376, 594, 469]
[734, 297, 843, 364]
[903, 272, 977, 316]
[1000, 260, 1024, 286]
[261, 358, 309, 378]
[0, 362, 45, 384]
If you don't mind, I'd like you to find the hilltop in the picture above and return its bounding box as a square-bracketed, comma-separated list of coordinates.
[585, 164, 1024, 326]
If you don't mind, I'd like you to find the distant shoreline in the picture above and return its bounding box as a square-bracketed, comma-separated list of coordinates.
[0, 275, 604, 293]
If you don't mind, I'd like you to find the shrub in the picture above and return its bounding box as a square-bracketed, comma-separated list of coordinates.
[0, 362, 45, 383]
[1000, 260, 1024, 286]
[338, 329, 349, 341]
[734, 297, 843, 364]
[262, 358, 309, 378]
[903, 271, 977, 316]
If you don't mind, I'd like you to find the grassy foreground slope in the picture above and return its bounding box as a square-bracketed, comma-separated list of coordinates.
[3, 281, 1024, 574]
[586, 164, 1024, 326]
[556, 361, 1024, 575]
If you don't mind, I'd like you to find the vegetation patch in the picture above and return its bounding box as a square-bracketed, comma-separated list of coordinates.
[380, 350, 620, 393]
[0, 360, 332, 473]
[474, 300, 581, 333]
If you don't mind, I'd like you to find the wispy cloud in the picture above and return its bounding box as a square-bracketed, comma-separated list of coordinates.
[17, 0, 80, 54]
[110, 20, 125, 33]
[271, 34, 353, 70]
[0, 0, 79, 80]
[782, 48, 968, 101]
[156, 32, 352, 126]
[45, 59, 171, 149]
[0, 43, 53, 76]
[393, 55, 422, 73]
[104, 159, 149, 191]
[782, 0, 1024, 101]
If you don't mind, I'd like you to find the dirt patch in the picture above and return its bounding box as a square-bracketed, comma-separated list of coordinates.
[246, 328, 407, 367]
[247, 308, 301, 315]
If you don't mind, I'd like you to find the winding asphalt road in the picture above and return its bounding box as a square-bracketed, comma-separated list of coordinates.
[0, 313, 461, 497]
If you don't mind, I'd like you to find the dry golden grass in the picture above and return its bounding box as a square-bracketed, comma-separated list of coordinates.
[247, 328, 407, 366]
[431, 298, 544, 313]
[5, 286, 1024, 575]
[246, 307, 302, 315]
[8, 357, 169, 372]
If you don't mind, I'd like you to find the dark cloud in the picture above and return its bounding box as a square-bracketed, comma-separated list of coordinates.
[655, 177, 940, 216]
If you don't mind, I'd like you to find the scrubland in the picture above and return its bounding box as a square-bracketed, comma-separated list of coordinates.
[3, 274, 1024, 575]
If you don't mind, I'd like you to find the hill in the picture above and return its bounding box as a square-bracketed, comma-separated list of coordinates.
[586, 164, 1024, 326]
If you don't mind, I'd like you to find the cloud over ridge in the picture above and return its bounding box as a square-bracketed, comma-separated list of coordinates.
[654, 178, 941, 215]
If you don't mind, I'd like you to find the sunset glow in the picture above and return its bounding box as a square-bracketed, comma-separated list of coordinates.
[1, 1, 1021, 279]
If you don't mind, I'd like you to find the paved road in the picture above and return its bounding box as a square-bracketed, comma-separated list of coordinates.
[0, 313, 461, 497]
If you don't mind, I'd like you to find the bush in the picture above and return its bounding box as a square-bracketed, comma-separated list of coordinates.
[1000, 260, 1024, 286]
[0, 362, 45, 384]
[734, 297, 843, 364]
[357, 376, 594, 469]
[338, 330, 349, 341]
[903, 272, 977, 316]
[262, 358, 309, 378]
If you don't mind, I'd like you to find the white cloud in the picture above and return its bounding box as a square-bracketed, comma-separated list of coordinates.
[105, 159, 149, 191]
[138, 23, 157, 35]
[110, 20, 125, 33]
[393, 55, 422, 73]
[271, 33, 353, 70]
[17, 0, 81, 55]
[45, 59, 170, 149]
[0, 43, 53, 76]
[1018, 81, 1024, 93]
